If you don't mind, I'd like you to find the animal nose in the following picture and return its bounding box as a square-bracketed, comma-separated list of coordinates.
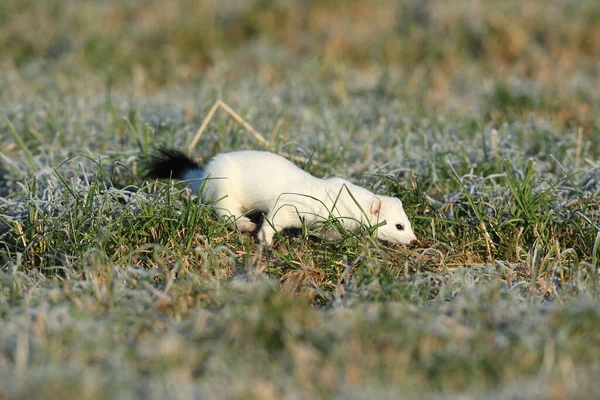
[409, 237, 419, 246]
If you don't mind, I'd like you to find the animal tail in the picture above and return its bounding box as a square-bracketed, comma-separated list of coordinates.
[142, 148, 201, 180]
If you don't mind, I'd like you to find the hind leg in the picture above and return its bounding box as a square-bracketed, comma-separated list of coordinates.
[235, 218, 257, 232]
[214, 199, 257, 232]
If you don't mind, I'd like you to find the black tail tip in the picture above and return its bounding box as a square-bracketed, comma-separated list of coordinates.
[141, 147, 200, 180]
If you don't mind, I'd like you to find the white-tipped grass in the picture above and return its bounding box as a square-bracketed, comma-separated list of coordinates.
[2, 25, 600, 400]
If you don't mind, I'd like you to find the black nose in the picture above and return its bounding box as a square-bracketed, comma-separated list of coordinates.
[410, 238, 419, 245]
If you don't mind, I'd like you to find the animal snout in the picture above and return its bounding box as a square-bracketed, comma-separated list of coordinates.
[409, 236, 419, 246]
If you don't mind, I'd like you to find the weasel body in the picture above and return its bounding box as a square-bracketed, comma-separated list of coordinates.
[145, 149, 417, 246]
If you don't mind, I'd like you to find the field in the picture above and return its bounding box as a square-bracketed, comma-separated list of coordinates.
[1, 0, 600, 398]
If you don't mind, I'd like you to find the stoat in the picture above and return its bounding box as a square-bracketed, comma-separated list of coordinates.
[144, 149, 417, 246]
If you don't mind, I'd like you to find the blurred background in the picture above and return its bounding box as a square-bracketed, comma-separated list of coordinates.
[1, 0, 599, 130]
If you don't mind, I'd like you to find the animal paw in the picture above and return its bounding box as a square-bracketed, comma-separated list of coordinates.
[258, 227, 275, 246]
[236, 220, 257, 232]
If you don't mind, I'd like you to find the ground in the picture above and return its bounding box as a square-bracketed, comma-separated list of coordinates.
[1, 0, 600, 399]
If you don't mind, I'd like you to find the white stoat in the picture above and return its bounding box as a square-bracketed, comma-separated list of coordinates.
[144, 149, 417, 246]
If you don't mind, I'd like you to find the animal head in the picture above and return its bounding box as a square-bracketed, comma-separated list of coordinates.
[369, 196, 417, 245]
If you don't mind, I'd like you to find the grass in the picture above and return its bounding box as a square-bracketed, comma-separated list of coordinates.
[1, 0, 600, 398]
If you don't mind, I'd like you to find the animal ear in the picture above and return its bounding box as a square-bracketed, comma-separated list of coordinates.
[370, 199, 382, 217]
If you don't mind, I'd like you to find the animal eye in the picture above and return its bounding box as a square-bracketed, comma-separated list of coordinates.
[395, 224, 404, 231]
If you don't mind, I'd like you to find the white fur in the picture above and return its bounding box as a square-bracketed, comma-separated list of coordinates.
[182, 151, 417, 246]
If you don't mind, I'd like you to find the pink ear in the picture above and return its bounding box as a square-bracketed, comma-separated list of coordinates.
[370, 199, 382, 216]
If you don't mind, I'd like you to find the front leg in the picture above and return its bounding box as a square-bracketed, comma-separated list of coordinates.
[258, 223, 277, 246]
[258, 206, 303, 246]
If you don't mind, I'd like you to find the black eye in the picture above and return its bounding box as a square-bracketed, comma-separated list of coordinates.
[395, 224, 404, 231]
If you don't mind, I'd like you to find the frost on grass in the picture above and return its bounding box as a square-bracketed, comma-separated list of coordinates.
[1, 89, 600, 397]
[2, 8, 600, 396]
